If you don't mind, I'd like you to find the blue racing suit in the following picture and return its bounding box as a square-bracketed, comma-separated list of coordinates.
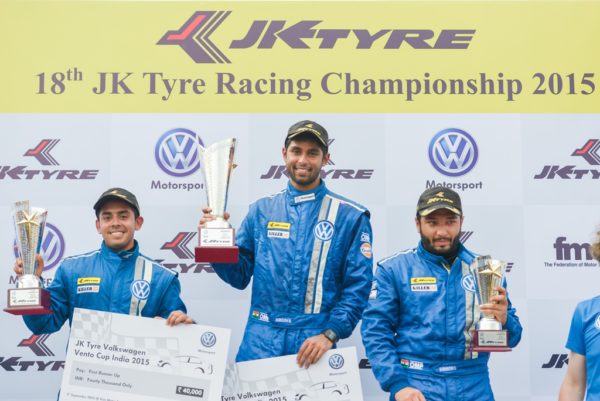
[361, 242, 522, 401]
[213, 181, 373, 362]
[23, 241, 187, 334]
[565, 295, 600, 401]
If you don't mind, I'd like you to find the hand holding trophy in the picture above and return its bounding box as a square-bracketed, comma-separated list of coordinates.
[5, 200, 52, 315]
[470, 255, 510, 352]
[195, 138, 239, 263]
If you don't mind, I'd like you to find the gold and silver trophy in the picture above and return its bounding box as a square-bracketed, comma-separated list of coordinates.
[5, 201, 52, 315]
[195, 138, 239, 263]
[470, 255, 510, 352]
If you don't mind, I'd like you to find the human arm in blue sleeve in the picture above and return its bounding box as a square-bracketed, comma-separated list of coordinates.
[22, 264, 71, 334]
[326, 213, 373, 339]
[156, 273, 187, 319]
[360, 264, 409, 395]
[502, 280, 523, 348]
[211, 204, 256, 290]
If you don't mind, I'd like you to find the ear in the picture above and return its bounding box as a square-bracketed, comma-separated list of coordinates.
[322, 152, 330, 165]
[135, 216, 144, 231]
[95, 219, 101, 234]
[415, 216, 421, 233]
[282, 146, 287, 162]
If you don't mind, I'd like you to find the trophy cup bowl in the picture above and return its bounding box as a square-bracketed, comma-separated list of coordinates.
[470, 255, 510, 352]
[5, 200, 52, 315]
[195, 138, 239, 264]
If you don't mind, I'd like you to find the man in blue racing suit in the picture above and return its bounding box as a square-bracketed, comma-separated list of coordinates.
[14, 187, 193, 334]
[200, 120, 373, 368]
[361, 187, 522, 401]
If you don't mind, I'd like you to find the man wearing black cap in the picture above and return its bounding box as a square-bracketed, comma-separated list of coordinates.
[200, 120, 373, 367]
[14, 187, 193, 334]
[361, 187, 522, 401]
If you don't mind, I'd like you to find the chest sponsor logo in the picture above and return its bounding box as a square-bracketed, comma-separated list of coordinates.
[77, 277, 101, 285]
[411, 284, 438, 292]
[360, 242, 372, 258]
[461, 274, 476, 293]
[130, 280, 151, 300]
[77, 285, 100, 294]
[267, 221, 291, 230]
[410, 277, 436, 284]
[400, 358, 424, 370]
[294, 193, 316, 203]
[314, 220, 335, 241]
[268, 230, 290, 239]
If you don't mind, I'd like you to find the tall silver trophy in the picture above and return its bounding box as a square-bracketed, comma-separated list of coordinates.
[470, 255, 510, 352]
[5, 201, 52, 315]
[195, 138, 239, 263]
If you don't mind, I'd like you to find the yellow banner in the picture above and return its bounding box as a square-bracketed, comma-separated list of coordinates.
[1, 1, 599, 112]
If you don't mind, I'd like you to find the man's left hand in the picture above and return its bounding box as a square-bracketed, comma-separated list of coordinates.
[479, 286, 508, 325]
[165, 310, 194, 326]
[296, 334, 333, 368]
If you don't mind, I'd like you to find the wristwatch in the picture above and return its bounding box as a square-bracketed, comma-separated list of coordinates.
[321, 328, 339, 343]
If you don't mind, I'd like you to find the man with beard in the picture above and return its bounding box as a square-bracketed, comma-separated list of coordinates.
[200, 120, 373, 368]
[361, 187, 522, 401]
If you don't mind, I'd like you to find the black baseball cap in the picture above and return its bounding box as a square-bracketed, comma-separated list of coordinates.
[285, 120, 329, 149]
[416, 187, 462, 217]
[93, 187, 140, 217]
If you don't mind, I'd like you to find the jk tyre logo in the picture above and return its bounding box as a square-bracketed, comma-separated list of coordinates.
[161, 232, 197, 259]
[13, 223, 65, 271]
[201, 331, 217, 348]
[131, 280, 151, 300]
[429, 128, 478, 177]
[572, 139, 600, 165]
[18, 334, 54, 357]
[155, 128, 204, 177]
[314, 221, 335, 241]
[24, 139, 60, 166]
[328, 354, 345, 369]
[158, 11, 231, 64]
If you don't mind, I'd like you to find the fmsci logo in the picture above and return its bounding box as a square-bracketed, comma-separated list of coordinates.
[461, 274, 476, 293]
[131, 280, 151, 300]
[429, 128, 478, 177]
[328, 354, 345, 370]
[201, 331, 217, 348]
[13, 223, 65, 271]
[155, 128, 204, 177]
[314, 221, 335, 241]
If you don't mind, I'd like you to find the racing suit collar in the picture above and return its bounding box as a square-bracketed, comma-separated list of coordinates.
[286, 180, 327, 205]
[417, 240, 467, 269]
[100, 240, 140, 262]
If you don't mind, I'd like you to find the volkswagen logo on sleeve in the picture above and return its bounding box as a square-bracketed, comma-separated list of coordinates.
[328, 353, 345, 370]
[461, 274, 476, 293]
[314, 221, 335, 241]
[201, 331, 217, 348]
[130, 280, 151, 300]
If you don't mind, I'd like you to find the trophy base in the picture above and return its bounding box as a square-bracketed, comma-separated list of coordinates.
[471, 330, 511, 352]
[5, 288, 53, 315]
[195, 246, 239, 263]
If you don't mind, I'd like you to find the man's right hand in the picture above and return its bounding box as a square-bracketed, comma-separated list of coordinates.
[198, 207, 230, 229]
[395, 387, 426, 401]
[13, 255, 44, 277]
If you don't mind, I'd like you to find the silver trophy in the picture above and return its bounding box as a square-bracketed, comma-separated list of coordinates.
[5, 201, 52, 315]
[470, 255, 510, 351]
[195, 138, 239, 263]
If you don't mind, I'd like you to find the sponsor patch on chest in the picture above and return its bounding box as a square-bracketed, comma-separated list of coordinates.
[267, 230, 290, 239]
[77, 277, 101, 285]
[77, 285, 100, 294]
[410, 277, 438, 292]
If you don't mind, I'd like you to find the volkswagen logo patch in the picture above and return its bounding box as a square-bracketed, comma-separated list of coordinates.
[314, 220, 335, 241]
[130, 280, 151, 300]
